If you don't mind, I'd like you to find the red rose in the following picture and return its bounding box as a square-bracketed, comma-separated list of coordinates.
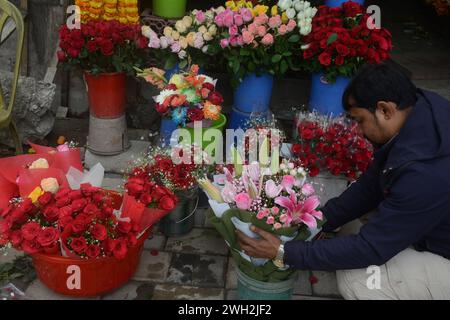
[10, 230, 23, 247]
[187, 108, 204, 122]
[55, 188, 70, 200]
[139, 193, 153, 206]
[67, 48, 79, 58]
[155, 103, 169, 114]
[36, 227, 59, 247]
[57, 50, 66, 62]
[21, 222, 41, 241]
[38, 192, 53, 207]
[59, 215, 74, 228]
[80, 183, 99, 196]
[0, 205, 12, 219]
[126, 183, 144, 197]
[59, 205, 73, 218]
[100, 206, 114, 219]
[70, 237, 87, 254]
[113, 240, 128, 259]
[91, 223, 107, 241]
[127, 234, 137, 246]
[303, 49, 315, 60]
[0, 220, 11, 234]
[71, 198, 87, 212]
[309, 166, 320, 177]
[318, 52, 332, 66]
[43, 205, 60, 222]
[208, 91, 224, 105]
[72, 217, 88, 234]
[43, 243, 60, 255]
[336, 43, 350, 57]
[56, 196, 71, 208]
[18, 198, 34, 214]
[105, 238, 118, 253]
[118, 221, 132, 234]
[69, 190, 83, 201]
[151, 187, 167, 202]
[83, 203, 100, 215]
[158, 195, 176, 211]
[22, 239, 41, 254]
[335, 55, 345, 66]
[137, 36, 149, 49]
[291, 144, 302, 155]
[100, 39, 114, 56]
[10, 209, 26, 224]
[86, 244, 101, 258]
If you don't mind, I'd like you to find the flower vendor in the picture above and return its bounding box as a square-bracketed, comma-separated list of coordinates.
[237, 63, 450, 300]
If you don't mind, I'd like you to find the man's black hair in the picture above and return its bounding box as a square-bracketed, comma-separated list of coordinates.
[343, 63, 418, 112]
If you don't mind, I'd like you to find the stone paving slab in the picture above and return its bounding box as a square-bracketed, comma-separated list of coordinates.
[225, 259, 237, 290]
[85, 140, 150, 174]
[310, 271, 342, 298]
[0, 248, 23, 264]
[133, 250, 171, 283]
[24, 280, 100, 300]
[165, 228, 228, 256]
[144, 234, 167, 251]
[226, 290, 238, 300]
[152, 284, 225, 300]
[102, 281, 155, 300]
[166, 253, 226, 288]
[102, 173, 124, 192]
[293, 270, 313, 296]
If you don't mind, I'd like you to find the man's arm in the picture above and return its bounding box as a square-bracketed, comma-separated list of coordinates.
[285, 164, 450, 271]
[321, 161, 384, 233]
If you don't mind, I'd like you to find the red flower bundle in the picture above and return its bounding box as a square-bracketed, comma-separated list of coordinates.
[302, 2, 392, 82]
[57, 20, 149, 74]
[291, 114, 373, 179]
[0, 184, 140, 259]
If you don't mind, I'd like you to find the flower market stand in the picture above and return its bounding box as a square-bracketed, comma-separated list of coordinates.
[31, 229, 150, 297]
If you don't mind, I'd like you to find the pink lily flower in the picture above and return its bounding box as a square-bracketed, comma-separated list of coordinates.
[275, 191, 323, 229]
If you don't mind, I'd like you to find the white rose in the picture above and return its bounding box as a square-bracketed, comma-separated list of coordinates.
[175, 20, 187, 34]
[202, 45, 209, 53]
[306, 17, 312, 25]
[278, 0, 293, 11]
[198, 25, 208, 34]
[182, 15, 193, 28]
[172, 31, 180, 40]
[203, 32, 213, 41]
[311, 7, 318, 17]
[163, 26, 173, 38]
[160, 36, 169, 49]
[40, 177, 59, 194]
[29, 158, 49, 169]
[297, 12, 305, 20]
[178, 50, 187, 59]
[141, 25, 152, 38]
[295, 1, 304, 11]
[304, 7, 312, 18]
[290, 169, 297, 176]
[208, 24, 217, 36]
[286, 8, 296, 19]
[304, 1, 310, 9]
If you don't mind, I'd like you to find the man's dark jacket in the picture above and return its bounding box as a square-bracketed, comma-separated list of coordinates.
[285, 89, 450, 271]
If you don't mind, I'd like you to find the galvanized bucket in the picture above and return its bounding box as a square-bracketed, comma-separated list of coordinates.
[160, 188, 199, 237]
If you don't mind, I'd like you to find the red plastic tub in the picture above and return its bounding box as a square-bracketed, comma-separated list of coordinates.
[32, 229, 149, 297]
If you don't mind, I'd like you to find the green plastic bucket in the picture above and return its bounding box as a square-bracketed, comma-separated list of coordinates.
[185, 114, 226, 158]
[152, 0, 187, 19]
[237, 268, 296, 300]
[160, 188, 198, 237]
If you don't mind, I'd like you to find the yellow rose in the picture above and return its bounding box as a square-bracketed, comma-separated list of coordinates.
[28, 187, 44, 204]
[182, 15, 193, 28]
[29, 158, 49, 169]
[186, 32, 196, 47]
[253, 5, 268, 17]
[271, 5, 278, 17]
[225, 1, 235, 9]
[203, 32, 213, 41]
[40, 177, 60, 194]
[163, 26, 173, 38]
[198, 25, 207, 34]
[169, 74, 188, 89]
[208, 24, 217, 36]
[175, 20, 187, 34]
[281, 12, 289, 24]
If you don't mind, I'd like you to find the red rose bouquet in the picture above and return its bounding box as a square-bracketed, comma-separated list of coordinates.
[302, 2, 392, 82]
[291, 112, 373, 179]
[57, 20, 149, 74]
[0, 184, 140, 260]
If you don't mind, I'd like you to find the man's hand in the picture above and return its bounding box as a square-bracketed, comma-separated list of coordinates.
[236, 225, 281, 259]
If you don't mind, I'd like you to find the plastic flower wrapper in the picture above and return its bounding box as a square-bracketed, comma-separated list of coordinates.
[17, 168, 69, 200]
[28, 142, 83, 174]
[66, 163, 105, 190]
[0, 154, 54, 184]
[0, 175, 19, 213]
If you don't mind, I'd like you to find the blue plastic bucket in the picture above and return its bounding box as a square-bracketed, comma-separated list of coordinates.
[160, 117, 178, 146]
[237, 268, 296, 300]
[227, 107, 270, 131]
[234, 73, 274, 113]
[325, 0, 365, 7]
[308, 73, 350, 117]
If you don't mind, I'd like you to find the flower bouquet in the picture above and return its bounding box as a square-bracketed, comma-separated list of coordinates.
[198, 147, 324, 284]
[301, 2, 393, 82]
[290, 111, 373, 179]
[136, 64, 226, 148]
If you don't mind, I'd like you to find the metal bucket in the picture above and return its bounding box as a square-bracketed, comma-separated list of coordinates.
[160, 188, 199, 237]
[237, 268, 296, 300]
[87, 115, 130, 155]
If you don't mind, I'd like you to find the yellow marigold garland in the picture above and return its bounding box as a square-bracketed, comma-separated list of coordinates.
[75, 0, 139, 24]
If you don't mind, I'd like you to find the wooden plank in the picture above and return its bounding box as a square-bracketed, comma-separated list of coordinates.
[43, 41, 59, 83]
[19, 0, 28, 76]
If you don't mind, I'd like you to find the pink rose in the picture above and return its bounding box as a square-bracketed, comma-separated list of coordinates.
[272, 207, 280, 215]
[274, 222, 282, 230]
[236, 35, 244, 46]
[229, 36, 239, 47]
[235, 192, 252, 210]
[242, 30, 254, 45]
[240, 8, 253, 22]
[196, 11, 206, 24]
[266, 216, 275, 225]
[254, 14, 269, 26]
[281, 175, 295, 190]
[256, 210, 266, 220]
[269, 16, 282, 29]
[56, 144, 70, 152]
[248, 23, 258, 35]
[265, 180, 283, 198]
[286, 19, 297, 32]
[215, 14, 224, 27]
[257, 26, 267, 37]
[301, 183, 315, 196]
[220, 38, 230, 48]
[223, 11, 235, 28]
[171, 42, 181, 53]
[229, 25, 239, 37]
[278, 24, 288, 35]
[261, 33, 274, 46]
[234, 14, 244, 26]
